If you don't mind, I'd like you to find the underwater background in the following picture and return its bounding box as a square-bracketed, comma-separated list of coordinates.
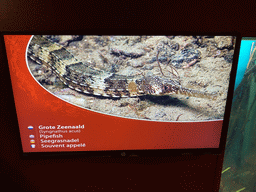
[220, 39, 256, 191]
[235, 40, 255, 90]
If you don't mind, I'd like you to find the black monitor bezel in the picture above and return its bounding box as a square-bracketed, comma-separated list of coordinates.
[1, 31, 241, 159]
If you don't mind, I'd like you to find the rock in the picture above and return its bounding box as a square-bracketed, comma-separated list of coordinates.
[129, 61, 144, 68]
[142, 64, 154, 70]
[224, 51, 234, 63]
[214, 36, 233, 49]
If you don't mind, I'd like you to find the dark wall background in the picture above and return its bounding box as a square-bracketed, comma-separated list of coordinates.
[1, 1, 255, 191]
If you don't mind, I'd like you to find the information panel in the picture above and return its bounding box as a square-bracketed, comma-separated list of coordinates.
[4, 35, 236, 153]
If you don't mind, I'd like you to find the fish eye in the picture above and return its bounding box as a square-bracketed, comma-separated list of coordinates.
[163, 85, 168, 91]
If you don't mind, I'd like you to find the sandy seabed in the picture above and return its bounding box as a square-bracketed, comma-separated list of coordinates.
[27, 35, 235, 122]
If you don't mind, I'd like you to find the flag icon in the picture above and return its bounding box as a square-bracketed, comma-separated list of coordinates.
[30, 140, 35, 144]
[28, 126, 33, 130]
[31, 144, 35, 148]
[29, 135, 34, 138]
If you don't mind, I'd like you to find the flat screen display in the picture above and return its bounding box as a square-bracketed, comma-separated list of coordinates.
[4, 35, 237, 155]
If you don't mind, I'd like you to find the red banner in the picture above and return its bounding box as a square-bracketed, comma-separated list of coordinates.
[4, 35, 223, 152]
